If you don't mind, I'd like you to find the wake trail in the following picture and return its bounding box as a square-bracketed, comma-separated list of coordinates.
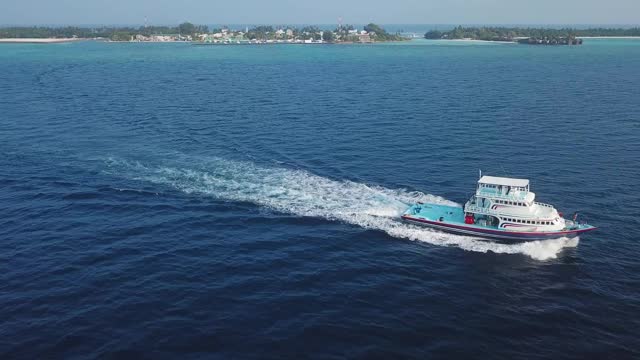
[105, 157, 578, 260]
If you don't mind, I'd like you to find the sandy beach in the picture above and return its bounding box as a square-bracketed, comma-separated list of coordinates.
[0, 38, 84, 44]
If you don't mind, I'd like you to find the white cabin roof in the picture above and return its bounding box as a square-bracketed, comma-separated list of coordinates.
[478, 176, 529, 188]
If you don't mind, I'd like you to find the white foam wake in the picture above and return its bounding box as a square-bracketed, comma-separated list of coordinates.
[105, 157, 578, 260]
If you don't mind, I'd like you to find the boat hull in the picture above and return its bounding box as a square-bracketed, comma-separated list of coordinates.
[402, 214, 596, 241]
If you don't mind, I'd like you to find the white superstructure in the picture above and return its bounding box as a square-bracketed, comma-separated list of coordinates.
[464, 176, 566, 232]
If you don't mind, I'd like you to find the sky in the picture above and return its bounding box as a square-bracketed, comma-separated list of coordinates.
[1, 0, 638, 26]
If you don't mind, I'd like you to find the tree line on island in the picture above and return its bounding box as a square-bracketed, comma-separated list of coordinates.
[0, 22, 405, 43]
[425, 26, 640, 42]
[0, 23, 208, 41]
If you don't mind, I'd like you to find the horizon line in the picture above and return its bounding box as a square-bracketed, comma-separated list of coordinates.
[1, 22, 639, 27]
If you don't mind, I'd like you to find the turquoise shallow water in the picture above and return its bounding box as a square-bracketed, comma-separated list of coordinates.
[1, 38, 640, 358]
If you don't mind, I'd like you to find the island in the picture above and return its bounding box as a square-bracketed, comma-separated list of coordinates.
[0, 22, 407, 44]
[424, 26, 640, 45]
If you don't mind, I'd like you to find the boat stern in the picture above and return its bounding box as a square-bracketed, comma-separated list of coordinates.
[402, 203, 465, 223]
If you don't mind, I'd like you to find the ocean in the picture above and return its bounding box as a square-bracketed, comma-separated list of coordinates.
[1, 38, 639, 358]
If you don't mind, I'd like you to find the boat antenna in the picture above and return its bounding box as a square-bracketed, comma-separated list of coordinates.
[478, 169, 482, 180]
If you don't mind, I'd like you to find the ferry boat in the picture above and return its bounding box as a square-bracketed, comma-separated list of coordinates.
[402, 175, 596, 241]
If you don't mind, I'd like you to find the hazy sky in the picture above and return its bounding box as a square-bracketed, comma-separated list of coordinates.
[1, 0, 638, 25]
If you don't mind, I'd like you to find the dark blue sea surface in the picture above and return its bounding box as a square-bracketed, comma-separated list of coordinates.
[1, 39, 640, 359]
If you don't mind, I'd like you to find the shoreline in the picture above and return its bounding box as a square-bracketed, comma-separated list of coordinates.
[0, 38, 85, 44]
[423, 38, 512, 44]
[578, 36, 640, 39]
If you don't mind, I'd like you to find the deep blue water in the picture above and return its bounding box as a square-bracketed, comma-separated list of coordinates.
[1, 39, 640, 359]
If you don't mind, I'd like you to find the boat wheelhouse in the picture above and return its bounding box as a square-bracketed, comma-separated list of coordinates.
[402, 175, 596, 241]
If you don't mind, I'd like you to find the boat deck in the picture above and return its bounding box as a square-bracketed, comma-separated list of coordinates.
[405, 203, 466, 224]
[403, 203, 499, 231]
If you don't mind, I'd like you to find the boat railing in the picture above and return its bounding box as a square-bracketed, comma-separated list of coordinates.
[534, 202, 554, 208]
[464, 205, 499, 216]
[476, 189, 527, 201]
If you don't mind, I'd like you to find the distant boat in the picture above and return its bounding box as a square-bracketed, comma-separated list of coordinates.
[402, 175, 596, 241]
